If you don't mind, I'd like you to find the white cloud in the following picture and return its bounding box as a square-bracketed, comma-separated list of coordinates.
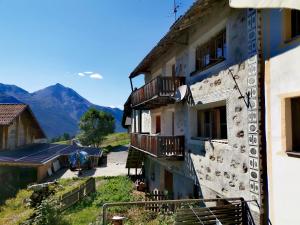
[78, 72, 85, 77]
[90, 73, 103, 80]
[84, 71, 93, 74]
[109, 105, 123, 109]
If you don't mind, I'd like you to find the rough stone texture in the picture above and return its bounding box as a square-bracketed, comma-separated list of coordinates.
[131, 5, 265, 223]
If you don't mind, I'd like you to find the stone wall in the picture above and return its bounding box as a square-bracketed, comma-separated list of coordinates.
[133, 4, 264, 223]
[188, 60, 250, 201]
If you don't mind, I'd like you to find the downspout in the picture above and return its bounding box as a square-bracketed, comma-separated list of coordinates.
[257, 9, 270, 225]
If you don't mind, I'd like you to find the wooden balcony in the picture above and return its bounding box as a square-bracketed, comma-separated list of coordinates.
[130, 133, 184, 159]
[131, 76, 185, 109]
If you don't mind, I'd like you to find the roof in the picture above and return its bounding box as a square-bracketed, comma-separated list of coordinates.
[230, 0, 300, 10]
[0, 143, 102, 166]
[0, 103, 46, 139]
[0, 104, 27, 125]
[130, 0, 221, 78]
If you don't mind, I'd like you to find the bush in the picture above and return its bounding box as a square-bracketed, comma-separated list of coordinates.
[23, 197, 70, 225]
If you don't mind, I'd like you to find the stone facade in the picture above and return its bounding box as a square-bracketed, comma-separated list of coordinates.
[129, 1, 266, 224]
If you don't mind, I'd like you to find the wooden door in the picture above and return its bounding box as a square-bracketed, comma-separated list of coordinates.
[164, 170, 173, 195]
[156, 115, 161, 133]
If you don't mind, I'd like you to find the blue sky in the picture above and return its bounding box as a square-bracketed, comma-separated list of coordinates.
[0, 0, 194, 108]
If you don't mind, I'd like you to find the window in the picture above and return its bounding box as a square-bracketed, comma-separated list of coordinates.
[155, 115, 161, 134]
[291, 10, 300, 39]
[195, 29, 226, 73]
[284, 96, 300, 156]
[284, 9, 300, 41]
[197, 106, 227, 139]
[291, 97, 300, 151]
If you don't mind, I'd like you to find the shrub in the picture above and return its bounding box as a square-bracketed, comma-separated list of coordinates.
[23, 197, 70, 225]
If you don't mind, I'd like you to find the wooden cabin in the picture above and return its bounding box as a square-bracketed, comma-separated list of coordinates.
[0, 104, 46, 150]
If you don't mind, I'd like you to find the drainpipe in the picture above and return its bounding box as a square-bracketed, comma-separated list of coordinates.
[257, 9, 269, 225]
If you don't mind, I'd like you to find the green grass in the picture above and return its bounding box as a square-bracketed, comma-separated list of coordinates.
[53, 140, 71, 145]
[54, 132, 129, 154]
[101, 132, 129, 154]
[0, 189, 34, 225]
[101, 132, 129, 147]
[0, 176, 173, 225]
[0, 178, 89, 225]
[61, 176, 173, 225]
[62, 176, 134, 225]
[55, 177, 89, 197]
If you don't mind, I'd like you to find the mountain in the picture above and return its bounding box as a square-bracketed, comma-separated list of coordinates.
[0, 83, 125, 138]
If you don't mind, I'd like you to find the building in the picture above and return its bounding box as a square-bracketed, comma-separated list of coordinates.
[123, 1, 300, 224]
[0, 104, 46, 150]
[0, 103, 102, 203]
[260, 4, 300, 225]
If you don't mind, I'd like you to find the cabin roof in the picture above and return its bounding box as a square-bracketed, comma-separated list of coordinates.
[0, 143, 102, 166]
[0, 103, 47, 139]
[0, 104, 28, 125]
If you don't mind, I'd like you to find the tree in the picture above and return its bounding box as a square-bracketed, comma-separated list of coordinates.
[78, 108, 115, 147]
[62, 133, 70, 141]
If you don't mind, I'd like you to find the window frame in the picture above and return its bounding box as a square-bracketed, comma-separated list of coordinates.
[197, 105, 228, 140]
[193, 29, 227, 74]
[283, 9, 300, 43]
[283, 96, 300, 158]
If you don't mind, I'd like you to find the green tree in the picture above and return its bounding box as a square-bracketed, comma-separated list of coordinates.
[62, 133, 70, 141]
[78, 108, 115, 147]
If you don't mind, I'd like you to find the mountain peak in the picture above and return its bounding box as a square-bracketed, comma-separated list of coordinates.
[54, 83, 64, 87]
[0, 83, 125, 137]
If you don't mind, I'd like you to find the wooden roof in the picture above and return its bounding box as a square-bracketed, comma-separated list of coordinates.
[129, 0, 221, 78]
[0, 103, 46, 139]
[0, 104, 27, 125]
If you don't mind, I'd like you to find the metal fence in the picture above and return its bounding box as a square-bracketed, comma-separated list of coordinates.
[101, 198, 257, 225]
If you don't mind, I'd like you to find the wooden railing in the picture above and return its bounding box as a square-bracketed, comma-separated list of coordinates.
[130, 133, 184, 158]
[131, 76, 185, 107]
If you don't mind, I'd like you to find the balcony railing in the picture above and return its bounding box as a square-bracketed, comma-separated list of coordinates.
[131, 76, 185, 109]
[130, 133, 184, 159]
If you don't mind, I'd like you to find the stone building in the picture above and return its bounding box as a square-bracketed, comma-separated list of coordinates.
[0, 104, 46, 150]
[123, 1, 300, 224]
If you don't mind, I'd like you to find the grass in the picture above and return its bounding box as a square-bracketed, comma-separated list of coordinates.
[54, 140, 71, 145]
[55, 177, 89, 197]
[54, 132, 130, 154]
[62, 176, 174, 225]
[62, 176, 134, 225]
[0, 189, 34, 225]
[0, 176, 174, 225]
[0, 178, 89, 225]
[101, 132, 129, 154]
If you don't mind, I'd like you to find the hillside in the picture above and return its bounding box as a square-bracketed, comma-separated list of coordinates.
[0, 83, 125, 138]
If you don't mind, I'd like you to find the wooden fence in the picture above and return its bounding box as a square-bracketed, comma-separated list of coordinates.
[59, 177, 96, 211]
[145, 190, 173, 212]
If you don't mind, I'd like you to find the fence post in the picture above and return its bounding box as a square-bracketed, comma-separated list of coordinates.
[102, 204, 108, 225]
